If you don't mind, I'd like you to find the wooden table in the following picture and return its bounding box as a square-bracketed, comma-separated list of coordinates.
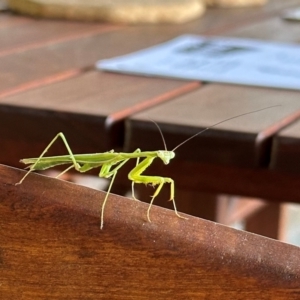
[0, 0, 299, 161]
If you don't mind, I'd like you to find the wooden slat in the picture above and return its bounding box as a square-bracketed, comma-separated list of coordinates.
[0, 27, 118, 92]
[0, 71, 198, 117]
[0, 19, 118, 56]
[0, 164, 299, 299]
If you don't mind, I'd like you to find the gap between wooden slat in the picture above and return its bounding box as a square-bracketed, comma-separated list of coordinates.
[256, 109, 300, 144]
[105, 81, 201, 127]
[0, 68, 86, 99]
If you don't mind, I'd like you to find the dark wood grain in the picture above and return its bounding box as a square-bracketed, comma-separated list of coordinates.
[0, 164, 299, 299]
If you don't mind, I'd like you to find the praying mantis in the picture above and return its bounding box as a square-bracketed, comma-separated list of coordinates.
[16, 106, 278, 229]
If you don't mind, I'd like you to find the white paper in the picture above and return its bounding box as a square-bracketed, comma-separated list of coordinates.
[97, 35, 300, 91]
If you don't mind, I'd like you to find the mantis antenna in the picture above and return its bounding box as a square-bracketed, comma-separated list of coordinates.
[172, 105, 281, 152]
[149, 118, 168, 151]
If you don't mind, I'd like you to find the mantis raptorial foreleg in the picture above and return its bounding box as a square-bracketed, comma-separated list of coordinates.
[128, 156, 186, 222]
[16, 133, 81, 185]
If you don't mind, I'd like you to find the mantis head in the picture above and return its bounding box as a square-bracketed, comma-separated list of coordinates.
[157, 150, 175, 165]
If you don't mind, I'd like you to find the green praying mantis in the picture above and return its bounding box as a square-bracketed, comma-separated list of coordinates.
[16, 106, 278, 229]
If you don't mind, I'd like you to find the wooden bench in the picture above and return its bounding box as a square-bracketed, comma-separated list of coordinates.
[1, 164, 299, 299]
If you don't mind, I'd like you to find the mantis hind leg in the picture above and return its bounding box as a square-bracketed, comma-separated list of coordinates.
[55, 164, 75, 179]
[100, 170, 118, 230]
[16, 132, 80, 185]
[147, 177, 186, 222]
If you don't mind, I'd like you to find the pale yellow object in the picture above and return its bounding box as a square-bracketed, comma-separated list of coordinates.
[205, 0, 268, 7]
[7, 0, 206, 23]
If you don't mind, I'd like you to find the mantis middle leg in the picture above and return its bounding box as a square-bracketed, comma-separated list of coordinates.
[99, 149, 141, 229]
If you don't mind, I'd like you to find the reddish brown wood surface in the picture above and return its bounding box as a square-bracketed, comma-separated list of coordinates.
[0, 21, 118, 93]
[0, 19, 117, 57]
[0, 164, 299, 299]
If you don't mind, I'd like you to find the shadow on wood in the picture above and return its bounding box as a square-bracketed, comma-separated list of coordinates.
[0, 164, 299, 299]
